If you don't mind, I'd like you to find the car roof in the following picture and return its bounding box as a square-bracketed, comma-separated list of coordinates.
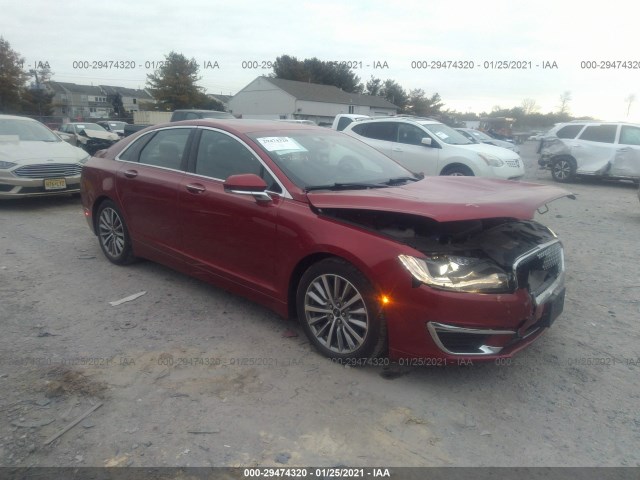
[0, 114, 40, 122]
[155, 119, 326, 134]
[352, 116, 440, 125]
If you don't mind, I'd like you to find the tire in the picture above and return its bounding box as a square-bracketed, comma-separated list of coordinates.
[296, 258, 386, 360]
[441, 164, 474, 176]
[95, 200, 136, 265]
[551, 157, 577, 183]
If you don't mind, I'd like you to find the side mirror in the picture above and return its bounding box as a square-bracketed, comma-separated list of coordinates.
[421, 137, 433, 147]
[223, 174, 271, 203]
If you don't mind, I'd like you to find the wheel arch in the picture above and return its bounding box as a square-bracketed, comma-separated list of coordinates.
[439, 161, 476, 176]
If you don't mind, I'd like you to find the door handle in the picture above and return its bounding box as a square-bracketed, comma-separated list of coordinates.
[123, 170, 138, 178]
[186, 183, 206, 194]
[392, 147, 403, 152]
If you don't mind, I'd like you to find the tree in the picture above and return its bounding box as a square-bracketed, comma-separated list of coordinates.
[146, 52, 204, 110]
[406, 89, 444, 117]
[625, 94, 636, 117]
[380, 79, 408, 111]
[521, 98, 540, 115]
[0, 37, 29, 113]
[365, 76, 383, 96]
[271, 55, 363, 93]
[108, 92, 126, 118]
[558, 91, 572, 115]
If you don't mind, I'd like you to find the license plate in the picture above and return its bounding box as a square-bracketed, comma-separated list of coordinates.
[541, 289, 565, 328]
[44, 178, 67, 190]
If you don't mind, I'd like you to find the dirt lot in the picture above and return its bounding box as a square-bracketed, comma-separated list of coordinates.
[0, 141, 639, 468]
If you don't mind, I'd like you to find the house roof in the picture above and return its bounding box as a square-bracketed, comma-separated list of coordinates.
[100, 85, 154, 100]
[208, 94, 233, 104]
[47, 81, 104, 95]
[262, 77, 397, 109]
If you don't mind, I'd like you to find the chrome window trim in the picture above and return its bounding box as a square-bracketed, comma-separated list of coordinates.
[114, 126, 194, 166]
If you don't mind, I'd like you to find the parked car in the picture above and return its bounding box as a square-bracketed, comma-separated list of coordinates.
[56, 122, 120, 154]
[96, 121, 128, 138]
[0, 115, 89, 198]
[343, 117, 524, 179]
[456, 127, 520, 154]
[538, 121, 640, 182]
[331, 114, 370, 131]
[170, 110, 235, 122]
[124, 110, 236, 137]
[81, 120, 570, 361]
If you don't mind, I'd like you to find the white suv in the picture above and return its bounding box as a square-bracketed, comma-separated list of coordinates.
[538, 121, 640, 182]
[343, 117, 524, 179]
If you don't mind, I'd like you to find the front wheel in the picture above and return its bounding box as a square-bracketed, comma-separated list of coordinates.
[96, 200, 136, 265]
[551, 157, 576, 183]
[296, 258, 386, 359]
[441, 164, 474, 176]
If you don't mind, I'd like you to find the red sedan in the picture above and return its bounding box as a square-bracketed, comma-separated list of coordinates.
[81, 120, 570, 362]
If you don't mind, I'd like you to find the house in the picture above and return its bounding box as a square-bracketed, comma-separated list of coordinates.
[207, 94, 233, 111]
[47, 82, 111, 120]
[99, 86, 155, 114]
[228, 77, 397, 125]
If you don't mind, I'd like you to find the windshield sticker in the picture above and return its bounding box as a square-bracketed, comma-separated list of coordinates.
[257, 137, 307, 152]
[434, 131, 449, 140]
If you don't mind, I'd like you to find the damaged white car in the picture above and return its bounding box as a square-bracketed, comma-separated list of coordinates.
[56, 122, 120, 155]
[538, 121, 640, 183]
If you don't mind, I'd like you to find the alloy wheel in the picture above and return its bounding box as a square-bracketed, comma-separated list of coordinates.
[98, 207, 125, 258]
[303, 274, 369, 354]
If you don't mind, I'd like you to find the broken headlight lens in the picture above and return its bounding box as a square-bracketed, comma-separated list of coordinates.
[398, 254, 511, 293]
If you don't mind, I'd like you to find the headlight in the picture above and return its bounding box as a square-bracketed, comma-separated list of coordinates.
[477, 153, 504, 167]
[0, 161, 17, 169]
[398, 254, 511, 293]
[78, 154, 90, 165]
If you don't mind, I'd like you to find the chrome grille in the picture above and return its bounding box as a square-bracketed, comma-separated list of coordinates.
[515, 242, 564, 298]
[505, 159, 520, 168]
[13, 163, 82, 178]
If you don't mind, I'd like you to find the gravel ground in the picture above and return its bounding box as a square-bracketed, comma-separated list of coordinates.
[0, 141, 638, 468]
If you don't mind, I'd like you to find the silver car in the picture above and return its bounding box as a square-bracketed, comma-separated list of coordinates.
[0, 115, 89, 198]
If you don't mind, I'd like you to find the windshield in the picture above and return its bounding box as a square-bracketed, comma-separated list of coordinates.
[75, 123, 107, 132]
[419, 122, 473, 145]
[467, 130, 493, 142]
[248, 130, 415, 190]
[0, 118, 61, 142]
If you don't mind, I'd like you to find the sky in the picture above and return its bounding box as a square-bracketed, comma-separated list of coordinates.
[3, 0, 640, 122]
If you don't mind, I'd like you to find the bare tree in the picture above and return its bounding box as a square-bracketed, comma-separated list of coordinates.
[558, 91, 572, 115]
[521, 98, 540, 115]
[625, 94, 636, 117]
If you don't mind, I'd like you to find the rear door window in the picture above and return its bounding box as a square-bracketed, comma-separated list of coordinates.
[137, 128, 192, 170]
[358, 122, 397, 141]
[619, 125, 640, 145]
[578, 125, 618, 143]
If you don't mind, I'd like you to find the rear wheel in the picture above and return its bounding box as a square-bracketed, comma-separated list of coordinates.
[96, 200, 136, 265]
[551, 157, 576, 183]
[296, 258, 386, 359]
[441, 164, 474, 176]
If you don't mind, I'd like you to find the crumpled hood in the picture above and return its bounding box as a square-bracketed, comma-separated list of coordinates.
[0, 140, 88, 164]
[82, 130, 119, 141]
[307, 177, 573, 222]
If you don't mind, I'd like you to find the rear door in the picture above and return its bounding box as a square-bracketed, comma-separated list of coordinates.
[390, 123, 440, 175]
[612, 124, 640, 177]
[349, 121, 396, 158]
[178, 128, 283, 296]
[571, 124, 619, 173]
[115, 127, 193, 258]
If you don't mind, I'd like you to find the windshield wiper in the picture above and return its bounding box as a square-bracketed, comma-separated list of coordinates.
[305, 182, 389, 192]
[382, 176, 420, 186]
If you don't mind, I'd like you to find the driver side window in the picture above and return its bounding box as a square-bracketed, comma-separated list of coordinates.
[196, 130, 281, 193]
[397, 124, 426, 145]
